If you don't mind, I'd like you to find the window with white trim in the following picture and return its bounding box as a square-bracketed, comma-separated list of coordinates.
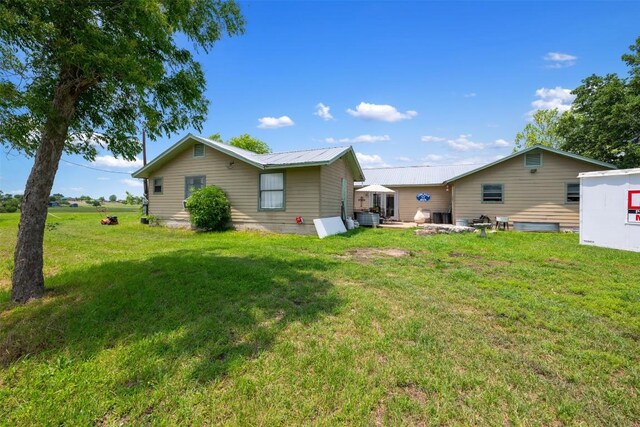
[566, 183, 580, 203]
[153, 177, 163, 194]
[482, 184, 503, 203]
[185, 176, 205, 199]
[259, 172, 285, 210]
[193, 143, 205, 158]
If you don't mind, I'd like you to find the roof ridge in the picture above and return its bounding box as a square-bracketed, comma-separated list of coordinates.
[258, 145, 350, 156]
[363, 163, 485, 170]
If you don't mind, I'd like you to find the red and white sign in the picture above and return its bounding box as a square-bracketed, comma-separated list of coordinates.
[628, 190, 640, 223]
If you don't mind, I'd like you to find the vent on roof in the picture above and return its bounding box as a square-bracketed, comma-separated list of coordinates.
[524, 152, 542, 168]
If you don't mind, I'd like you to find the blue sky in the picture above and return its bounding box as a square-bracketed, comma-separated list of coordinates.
[1, 1, 639, 199]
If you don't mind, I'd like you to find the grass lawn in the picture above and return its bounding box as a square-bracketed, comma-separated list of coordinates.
[0, 209, 639, 425]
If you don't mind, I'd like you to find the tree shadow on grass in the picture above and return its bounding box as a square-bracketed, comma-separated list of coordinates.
[0, 249, 342, 387]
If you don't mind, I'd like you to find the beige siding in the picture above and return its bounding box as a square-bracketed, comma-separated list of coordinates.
[451, 150, 610, 228]
[352, 185, 452, 222]
[147, 143, 321, 234]
[320, 157, 354, 218]
[394, 186, 451, 222]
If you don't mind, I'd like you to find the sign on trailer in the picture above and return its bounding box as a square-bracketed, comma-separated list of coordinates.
[628, 190, 640, 223]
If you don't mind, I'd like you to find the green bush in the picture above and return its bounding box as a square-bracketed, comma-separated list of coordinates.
[3, 198, 19, 213]
[185, 185, 231, 231]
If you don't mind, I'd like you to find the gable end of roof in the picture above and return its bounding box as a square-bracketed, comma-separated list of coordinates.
[445, 145, 616, 183]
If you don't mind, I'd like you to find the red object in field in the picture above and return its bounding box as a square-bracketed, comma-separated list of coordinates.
[100, 216, 119, 225]
[295, 216, 304, 224]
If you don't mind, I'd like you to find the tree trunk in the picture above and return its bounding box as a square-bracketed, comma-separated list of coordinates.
[11, 71, 90, 303]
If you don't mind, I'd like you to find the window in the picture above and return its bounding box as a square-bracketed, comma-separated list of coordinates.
[259, 172, 284, 210]
[566, 183, 580, 203]
[185, 176, 206, 199]
[482, 184, 503, 203]
[193, 143, 205, 158]
[524, 152, 543, 168]
[152, 177, 163, 194]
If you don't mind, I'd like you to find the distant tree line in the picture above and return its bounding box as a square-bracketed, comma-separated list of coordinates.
[0, 191, 21, 213]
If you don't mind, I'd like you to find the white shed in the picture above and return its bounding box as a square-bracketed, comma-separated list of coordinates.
[579, 168, 640, 252]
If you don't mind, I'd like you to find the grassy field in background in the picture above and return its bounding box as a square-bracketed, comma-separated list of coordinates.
[0, 209, 639, 425]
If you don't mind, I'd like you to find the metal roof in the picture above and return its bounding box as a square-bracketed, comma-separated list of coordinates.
[356, 164, 482, 187]
[257, 146, 354, 166]
[132, 134, 365, 180]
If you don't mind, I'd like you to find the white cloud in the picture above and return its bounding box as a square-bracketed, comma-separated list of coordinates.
[257, 116, 295, 129]
[325, 134, 390, 144]
[314, 103, 333, 121]
[396, 156, 412, 162]
[120, 178, 144, 188]
[356, 152, 389, 167]
[92, 155, 143, 169]
[422, 154, 445, 163]
[464, 92, 477, 98]
[347, 102, 417, 122]
[421, 135, 446, 143]
[530, 86, 575, 115]
[447, 134, 484, 151]
[544, 52, 577, 68]
[493, 139, 511, 147]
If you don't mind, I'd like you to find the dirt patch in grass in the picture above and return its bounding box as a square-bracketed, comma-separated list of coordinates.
[340, 248, 412, 263]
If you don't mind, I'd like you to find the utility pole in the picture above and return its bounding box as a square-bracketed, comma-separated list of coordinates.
[142, 129, 149, 215]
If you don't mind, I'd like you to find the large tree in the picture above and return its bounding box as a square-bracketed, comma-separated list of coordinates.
[557, 37, 640, 168]
[228, 133, 271, 154]
[513, 108, 564, 152]
[208, 132, 271, 153]
[0, 1, 244, 302]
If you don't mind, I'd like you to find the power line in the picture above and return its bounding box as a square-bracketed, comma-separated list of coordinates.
[61, 158, 136, 175]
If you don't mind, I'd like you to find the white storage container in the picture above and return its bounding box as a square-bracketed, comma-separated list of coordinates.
[579, 168, 640, 252]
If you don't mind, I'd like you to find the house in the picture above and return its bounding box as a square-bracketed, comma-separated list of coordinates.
[356, 145, 616, 229]
[132, 134, 364, 234]
[354, 164, 479, 222]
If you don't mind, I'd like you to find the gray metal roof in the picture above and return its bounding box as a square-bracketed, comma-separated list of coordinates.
[132, 134, 365, 180]
[256, 146, 352, 166]
[356, 164, 482, 187]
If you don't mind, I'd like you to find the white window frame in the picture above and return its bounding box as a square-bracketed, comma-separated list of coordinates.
[259, 172, 285, 211]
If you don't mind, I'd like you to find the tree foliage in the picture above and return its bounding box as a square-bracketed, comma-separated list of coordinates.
[514, 109, 564, 152]
[0, 1, 245, 302]
[208, 132, 271, 154]
[228, 133, 271, 154]
[0, 1, 245, 160]
[185, 185, 231, 231]
[557, 36, 640, 168]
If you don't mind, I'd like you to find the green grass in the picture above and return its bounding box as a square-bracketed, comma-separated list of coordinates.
[0, 210, 638, 425]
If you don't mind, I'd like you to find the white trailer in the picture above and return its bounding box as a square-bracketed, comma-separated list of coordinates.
[579, 168, 640, 252]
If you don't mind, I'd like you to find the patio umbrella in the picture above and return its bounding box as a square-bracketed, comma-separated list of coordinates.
[355, 184, 395, 193]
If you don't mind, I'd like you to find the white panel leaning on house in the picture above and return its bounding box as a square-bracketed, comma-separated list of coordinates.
[313, 217, 347, 239]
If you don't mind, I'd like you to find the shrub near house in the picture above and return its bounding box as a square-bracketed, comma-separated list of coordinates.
[185, 186, 231, 231]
